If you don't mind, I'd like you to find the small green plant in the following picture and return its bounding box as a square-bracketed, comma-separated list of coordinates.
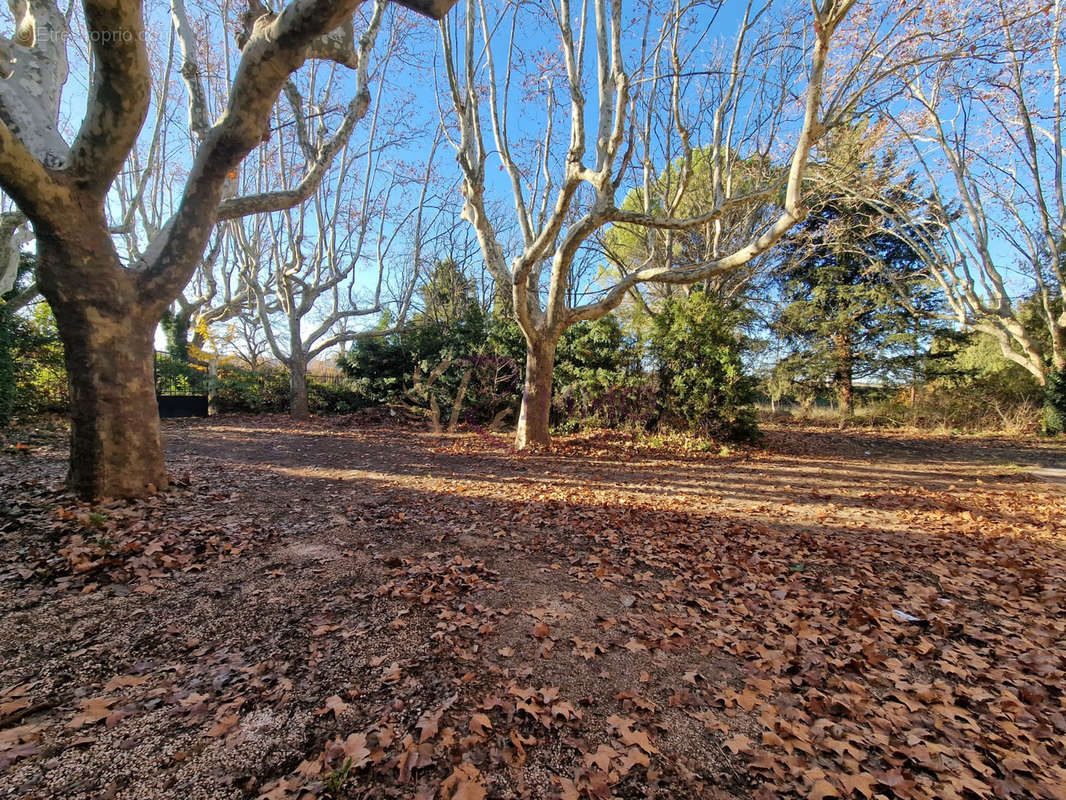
[89, 534, 114, 552]
[637, 433, 665, 449]
[323, 757, 353, 796]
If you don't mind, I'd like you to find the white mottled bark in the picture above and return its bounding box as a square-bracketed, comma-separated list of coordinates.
[0, 0, 68, 167]
[0, 211, 29, 295]
[0, 0, 456, 497]
[882, 1, 1066, 384]
[441, 0, 856, 448]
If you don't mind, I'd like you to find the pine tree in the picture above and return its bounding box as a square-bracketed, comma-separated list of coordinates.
[770, 124, 948, 417]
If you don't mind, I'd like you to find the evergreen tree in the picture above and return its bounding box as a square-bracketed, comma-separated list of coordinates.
[160, 308, 192, 363]
[417, 258, 484, 328]
[341, 258, 509, 422]
[769, 124, 948, 416]
[649, 290, 759, 441]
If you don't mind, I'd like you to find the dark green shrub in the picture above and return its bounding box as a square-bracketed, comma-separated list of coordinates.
[552, 316, 648, 430]
[340, 312, 523, 426]
[0, 303, 13, 425]
[340, 333, 422, 407]
[446, 352, 521, 426]
[213, 366, 289, 414]
[554, 374, 656, 432]
[308, 379, 363, 415]
[1045, 370, 1066, 435]
[554, 316, 635, 384]
[649, 291, 759, 442]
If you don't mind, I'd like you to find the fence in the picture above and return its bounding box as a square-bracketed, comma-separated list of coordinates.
[154, 351, 212, 417]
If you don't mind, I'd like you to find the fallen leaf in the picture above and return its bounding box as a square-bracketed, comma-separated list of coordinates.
[204, 714, 239, 738]
[417, 707, 445, 743]
[441, 761, 487, 800]
[808, 778, 840, 799]
[315, 694, 349, 717]
[67, 697, 118, 729]
[469, 713, 493, 736]
[723, 733, 752, 755]
[103, 674, 147, 692]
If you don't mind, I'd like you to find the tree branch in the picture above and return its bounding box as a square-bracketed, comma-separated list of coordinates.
[0, 118, 71, 222]
[172, 0, 211, 141]
[0, 0, 70, 167]
[67, 0, 152, 194]
[0, 210, 28, 295]
[137, 0, 385, 308]
[216, 88, 372, 220]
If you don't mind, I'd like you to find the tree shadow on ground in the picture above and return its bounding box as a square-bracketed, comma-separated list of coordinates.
[1, 419, 1063, 799]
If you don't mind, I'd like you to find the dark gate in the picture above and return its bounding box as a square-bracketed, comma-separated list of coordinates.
[154, 351, 209, 418]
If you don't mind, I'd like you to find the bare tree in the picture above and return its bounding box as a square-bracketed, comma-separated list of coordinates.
[159, 0, 377, 357]
[881, 0, 1064, 387]
[599, 3, 802, 313]
[439, 0, 868, 448]
[0, 0, 454, 497]
[234, 116, 442, 418]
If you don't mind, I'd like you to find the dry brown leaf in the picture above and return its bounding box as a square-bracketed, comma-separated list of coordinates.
[102, 674, 147, 692]
[315, 694, 349, 717]
[723, 733, 752, 755]
[583, 743, 616, 771]
[67, 696, 118, 729]
[204, 713, 239, 738]
[441, 761, 487, 800]
[417, 707, 445, 743]
[341, 732, 372, 769]
[841, 773, 877, 798]
[808, 778, 840, 799]
[468, 713, 493, 736]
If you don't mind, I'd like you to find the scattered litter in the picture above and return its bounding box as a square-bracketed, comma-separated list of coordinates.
[891, 609, 923, 623]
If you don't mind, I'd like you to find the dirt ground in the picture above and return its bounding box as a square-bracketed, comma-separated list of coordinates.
[1, 417, 1064, 800]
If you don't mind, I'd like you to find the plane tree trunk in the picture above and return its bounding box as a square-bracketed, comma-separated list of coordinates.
[515, 334, 558, 449]
[290, 360, 310, 420]
[0, 0, 455, 497]
[36, 228, 168, 498]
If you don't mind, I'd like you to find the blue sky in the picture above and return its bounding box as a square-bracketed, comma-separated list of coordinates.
[4, 0, 1059, 368]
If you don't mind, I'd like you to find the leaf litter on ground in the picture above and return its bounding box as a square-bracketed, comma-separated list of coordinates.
[0, 416, 1064, 799]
